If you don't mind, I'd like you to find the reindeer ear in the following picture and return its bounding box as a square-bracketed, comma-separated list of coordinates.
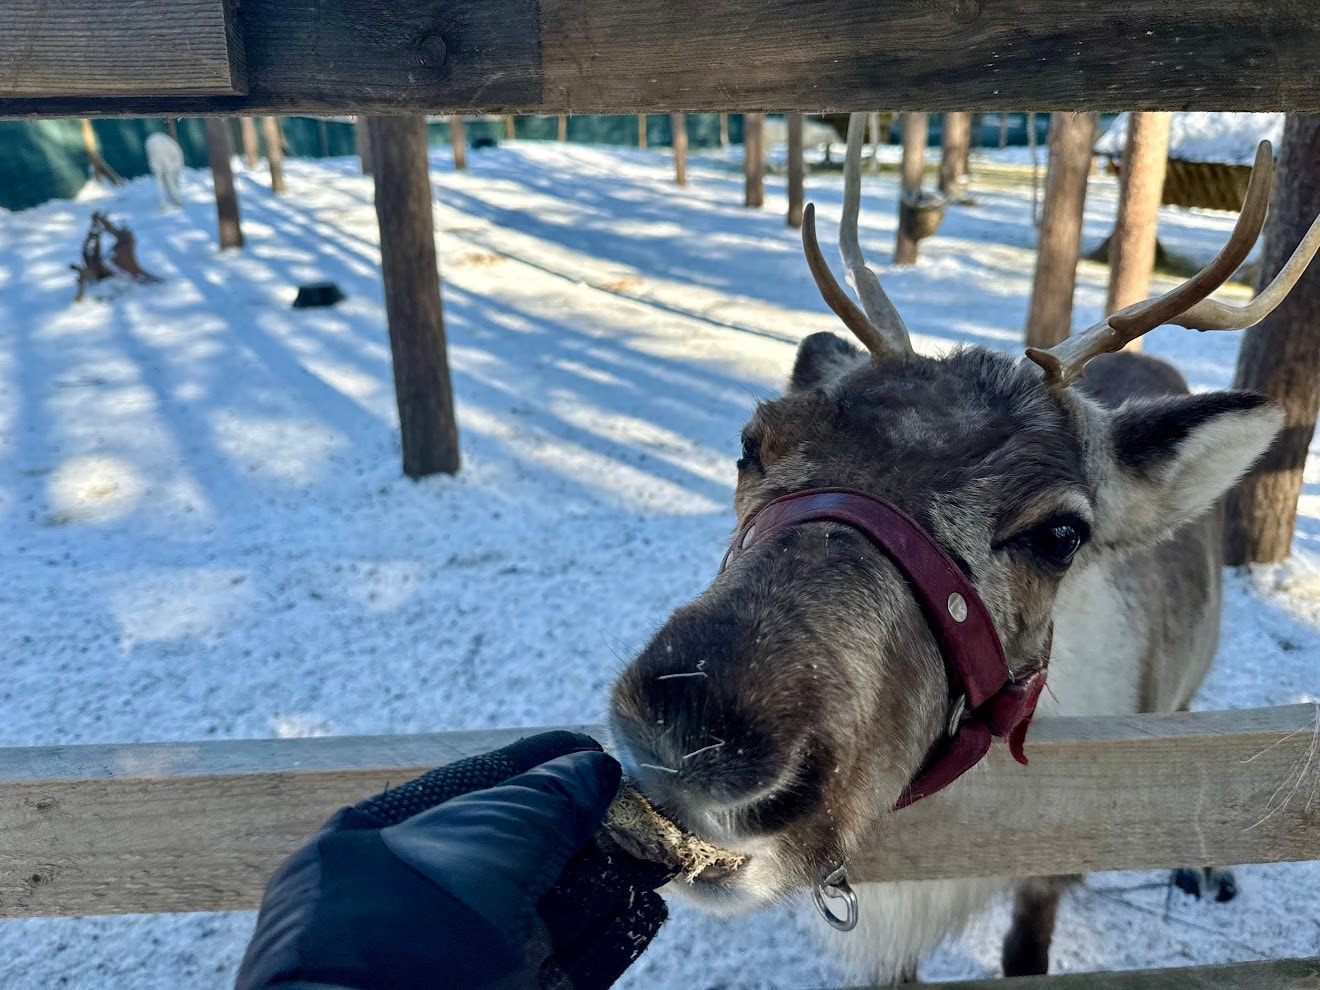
[1097, 391, 1282, 546]
[789, 332, 866, 392]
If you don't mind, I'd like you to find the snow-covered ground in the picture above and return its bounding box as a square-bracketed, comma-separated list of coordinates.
[0, 142, 1316, 988]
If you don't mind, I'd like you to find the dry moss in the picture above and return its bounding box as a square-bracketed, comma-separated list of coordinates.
[601, 783, 745, 883]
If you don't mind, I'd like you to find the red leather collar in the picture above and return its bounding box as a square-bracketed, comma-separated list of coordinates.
[720, 489, 1045, 809]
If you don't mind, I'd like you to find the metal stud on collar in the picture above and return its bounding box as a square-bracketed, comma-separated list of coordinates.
[812, 863, 859, 932]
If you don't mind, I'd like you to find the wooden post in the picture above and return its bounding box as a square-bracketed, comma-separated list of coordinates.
[1024, 112, 1098, 348]
[355, 117, 373, 174]
[743, 112, 764, 208]
[999, 113, 1010, 150]
[719, 112, 730, 148]
[165, 117, 178, 142]
[1224, 113, 1320, 565]
[940, 111, 972, 201]
[203, 117, 244, 249]
[557, 114, 568, 141]
[450, 116, 467, 171]
[79, 118, 124, 186]
[504, 115, 516, 140]
[786, 111, 805, 228]
[637, 114, 648, 149]
[262, 116, 285, 194]
[1105, 112, 1172, 322]
[894, 111, 928, 265]
[367, 115, 460, 479]
[317, 118, 330, 157]
[671, 112, 687, 186]
[1027, 111, 1042, 225]
[239, 116, 260, 168]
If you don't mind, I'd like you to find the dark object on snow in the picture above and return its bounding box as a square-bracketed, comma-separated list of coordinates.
[292, 282, 347, 308]
[1172, 866, 1238, 903]
[71, 212, 161, 301]
[97, 213, 159, 282]
[71, 225, 115, 300]
[472, 135, 498, 149]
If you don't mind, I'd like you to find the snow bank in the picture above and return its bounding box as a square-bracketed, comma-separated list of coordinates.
[1096, 112, 1285, 164]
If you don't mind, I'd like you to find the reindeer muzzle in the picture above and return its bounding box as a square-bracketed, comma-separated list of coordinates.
[720, 488, 1046, 810]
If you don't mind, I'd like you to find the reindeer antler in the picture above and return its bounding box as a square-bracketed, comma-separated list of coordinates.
[802, 113, 914, 360]
[1027, 140, 1320, 388]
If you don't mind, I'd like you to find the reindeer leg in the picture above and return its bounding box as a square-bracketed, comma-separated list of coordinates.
[1001, 876, 1075, 977]
[1168, 704, 1237, 904]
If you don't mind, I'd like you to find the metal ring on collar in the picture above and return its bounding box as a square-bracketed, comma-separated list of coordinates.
[812, 863, 859, 932]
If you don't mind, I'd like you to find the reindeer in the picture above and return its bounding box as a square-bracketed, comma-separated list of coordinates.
[610, 114, 1320, 983]
[145, 131, 184, 210]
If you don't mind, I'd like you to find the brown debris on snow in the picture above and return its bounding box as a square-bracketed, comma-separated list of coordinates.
[71, 212, 161, 301]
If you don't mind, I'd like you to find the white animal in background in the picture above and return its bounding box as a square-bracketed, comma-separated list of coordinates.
[145, 132, 184, 210]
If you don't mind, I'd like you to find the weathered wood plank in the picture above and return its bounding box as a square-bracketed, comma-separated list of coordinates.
[1, 0, 245, 97]
[0, 707, 1316, 918]
[5, 1, 1320, 116]
[842, 957, 1320, 989]
[856, 703, 1320, 886]
[1, 0, 539, 118]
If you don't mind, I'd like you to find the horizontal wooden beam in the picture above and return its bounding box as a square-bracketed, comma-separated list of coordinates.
[0, 706, 1316, 918]
[897, 957, 1320, 990]
[861, 703, 1320, 886]
[2, 0, 245, 98]
[4, 1, 1320, 117]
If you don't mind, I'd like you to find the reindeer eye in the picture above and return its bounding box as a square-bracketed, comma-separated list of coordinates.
[1019, 516, 1089, 568]
[738, 433, 762, 472]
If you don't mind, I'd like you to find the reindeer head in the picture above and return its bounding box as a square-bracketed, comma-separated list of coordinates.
[610, 119, 1307, 913]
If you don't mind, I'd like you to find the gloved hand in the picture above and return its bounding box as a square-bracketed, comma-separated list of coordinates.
[236, 731, 671, 990]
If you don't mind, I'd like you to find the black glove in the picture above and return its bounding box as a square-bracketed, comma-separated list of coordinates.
[236, 731, 670, 990]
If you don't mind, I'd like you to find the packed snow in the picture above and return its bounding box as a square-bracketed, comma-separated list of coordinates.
[1096, 112, 1285, 165]
[0, 141, 1317, 988]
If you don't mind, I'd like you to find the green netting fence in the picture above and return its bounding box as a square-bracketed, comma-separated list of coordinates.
[0, 114, 743, 213]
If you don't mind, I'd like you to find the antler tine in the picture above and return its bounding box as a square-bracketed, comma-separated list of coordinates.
[1027, 140, 1277, 388]
[800, 114, 915, 360]
[839, 113, 914, 356]
[802, 203, 893, 355]
[1175, 207, 1320, 331]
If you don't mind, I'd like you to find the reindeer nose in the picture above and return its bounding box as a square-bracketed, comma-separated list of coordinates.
[610, 701, 784, 815]
[609, 619, 810, 826]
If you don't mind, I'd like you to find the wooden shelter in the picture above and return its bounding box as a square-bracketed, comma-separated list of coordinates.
[1097, 112, 1286, 211]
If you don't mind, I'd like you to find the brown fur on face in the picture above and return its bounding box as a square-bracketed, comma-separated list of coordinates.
[610, 334, 1280, 916]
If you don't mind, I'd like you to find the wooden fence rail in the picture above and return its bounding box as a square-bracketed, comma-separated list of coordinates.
[923, 958, 1320, 990]
[6, 1, 1320, 117]
[4, 0, 245, 100]
[1, 705, 1316, 919]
